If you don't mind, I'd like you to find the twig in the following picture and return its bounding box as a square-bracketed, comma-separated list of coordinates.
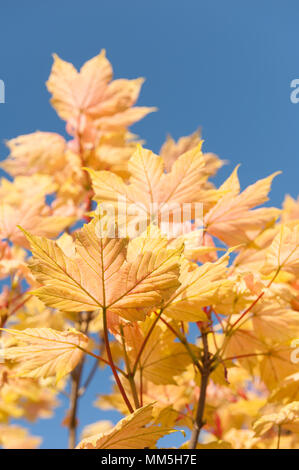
[68, 311, 91, 448]
[9, 295, 32, 317]
[78, 333, 107, 397]
[78, 346, 125, 375]
[68, 355, 85, 448]
[229, 267, 281, 331]
[155, 312, 202, 373]
[78, 357, 98, 397]
[189, 330, 212, 449]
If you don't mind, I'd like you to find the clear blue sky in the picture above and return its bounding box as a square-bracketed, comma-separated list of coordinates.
[0, 0, 299, 448]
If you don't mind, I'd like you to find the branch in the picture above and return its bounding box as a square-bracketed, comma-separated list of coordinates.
[189, 330, 212, 449]
[68, 355, 85, 448]
[78, 333, 105, 397]
[68, 311, 91, 448]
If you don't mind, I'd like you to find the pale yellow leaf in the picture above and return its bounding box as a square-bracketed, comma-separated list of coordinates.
[76, 403, 175, 449]
[22, 219, 181, 321]
[1, 327, 88, 381]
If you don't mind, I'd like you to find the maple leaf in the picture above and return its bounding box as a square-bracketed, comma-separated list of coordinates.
[0, 201, 73, 249]
[251, 303, 299, 342]
[0, 241, 28, 280]
[0, 327, 89, 381]
[204, 167, 280, 246]
[2, 132, 66, 177]
[259, 343, 299, 389]
[89, 131, 140, 176]
[223, 429, 260, 449]
[21, 218, 181, 321]
[0, 364, 58, 422]
[222, 328, 267, 373]
[253, 402, 299, 435]
[120, 314, 192, 384]
[89, 143, 219, 238]
[172, 229, 220, 264]
[269, 372, 299, 404]
[0, 424, 41, 449]
[0, 175, 73, 248]
[160, 129, 223, 175]
[76, 403, 176, 449]
[282, 194, 299, 223]
[163, 252, 232, 322]
[263, 224, 299, 276]
[46, 51, 154, 135]
[0, 174, 56, 204]
[81, 420, 113, 440]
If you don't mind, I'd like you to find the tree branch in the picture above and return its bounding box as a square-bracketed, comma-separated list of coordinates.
[189, 330, 211, 449]
[68, 355, 85, 448]
[68, 311, 91, 448]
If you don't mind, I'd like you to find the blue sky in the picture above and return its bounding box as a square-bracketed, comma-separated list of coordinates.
[0, 0, 299, 448]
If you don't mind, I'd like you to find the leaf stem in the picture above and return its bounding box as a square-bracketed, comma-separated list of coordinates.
[221, 352, 267, 362]
[132, 310, 162, 376]
[79, 347, 125, 376]
[120, 324, 140, 409]
[155, 312, 202, 373]
[229, 267, 281, 331]
[78, 333, 105, 397]
[103, 308, 134, 414]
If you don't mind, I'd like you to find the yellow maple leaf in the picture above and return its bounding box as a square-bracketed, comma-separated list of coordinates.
[204, 167, 280, 246]
[282, 194, 299, 223]
[163, 252, 231, 322]
[0, 327, 89, 381]
[0, 175, 73, 248]
[81, 420, 113, 440]
[252, 303, 299, 342]
[263, 224, 299, 276]
[2, 132, 67, 177]
[76, 403, 176, 449]
[22, 218, 181, 321]
[254, 402, 299, 436]
[46, 51, 154, 132]
[270, 372, 299, 404]
[89, 143, 219, 239]
[0, 424, 41, 449]
[120, 315, 192, 384]
[259, 343, 299, 389]
[160, 129, 223, 175]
